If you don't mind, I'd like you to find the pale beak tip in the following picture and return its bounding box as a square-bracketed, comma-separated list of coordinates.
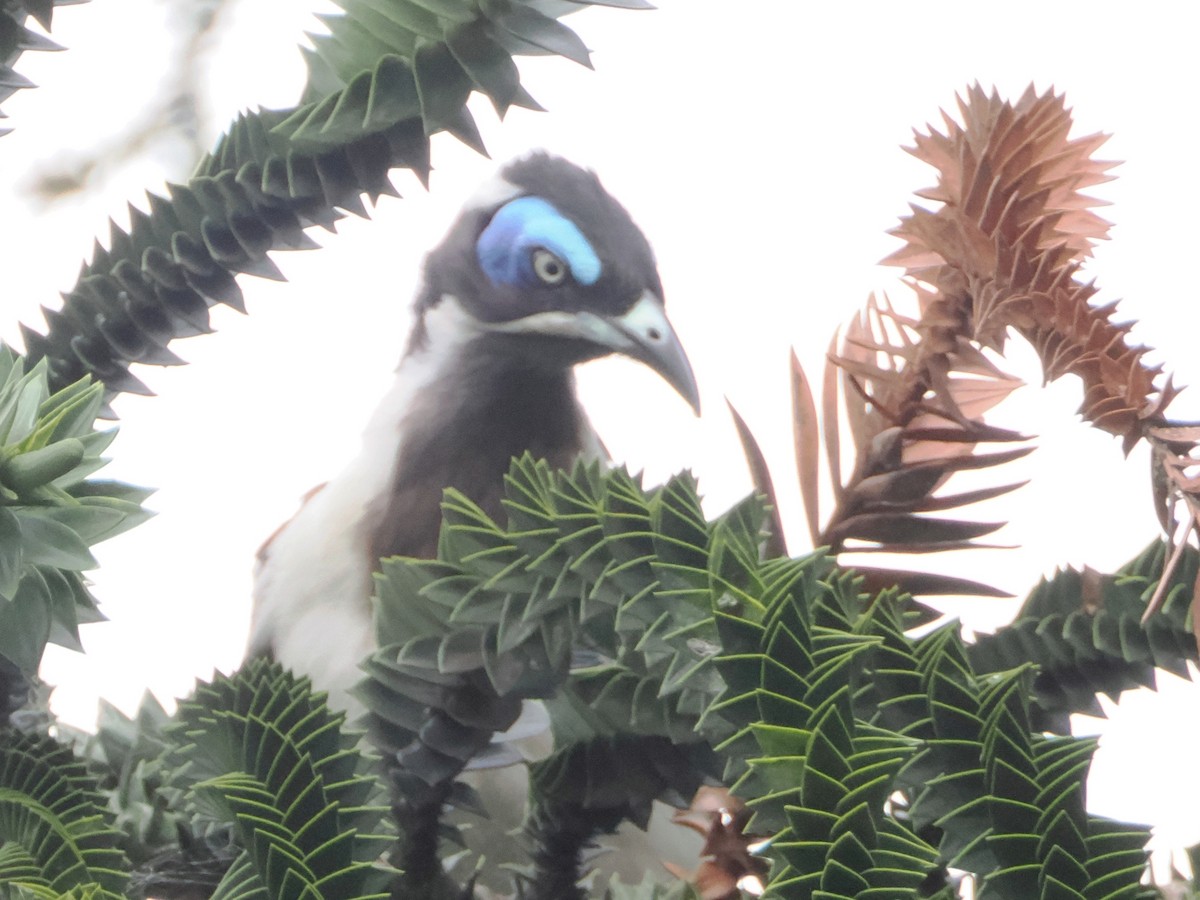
[602, 291, 701, 417]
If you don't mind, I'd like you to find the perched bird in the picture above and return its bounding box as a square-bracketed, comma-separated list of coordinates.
[247, 154, 703, 887]
[249, 153, 699, 709]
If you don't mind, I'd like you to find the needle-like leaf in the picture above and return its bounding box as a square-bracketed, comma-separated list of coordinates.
[727, 399, 786, 559]
[790, 350, 821, 549]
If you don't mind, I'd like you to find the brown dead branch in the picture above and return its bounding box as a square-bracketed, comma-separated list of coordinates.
[737, 84, 1200, 631]
[883, 83, 1198, 634]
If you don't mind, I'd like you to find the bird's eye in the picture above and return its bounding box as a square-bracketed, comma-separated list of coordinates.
[531, 248, 568, 286]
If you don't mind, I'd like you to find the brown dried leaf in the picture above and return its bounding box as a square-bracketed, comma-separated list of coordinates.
[912, 480, 1029, 512]
[667, 787, 768, 900]
[1193, 571, 1200, 654]
[884, 206, 998, 277]
[791, 350, 822, 548]
[945, 374, 1024, 420]
[903, 424, 1028, 444]
[854, 566, 1014, 598]
[1162, 455, 1200, 494]
[836, 352, 904, 388]
[727, 399, 787, 559]
[823, 333, 844, 499]
[828, 512, 1004, 547]
[846, 540, 1012, 554]
[1143, 519, 1194, 623]
[1080, 565, 1104, 615]
[1151, 443, 1174, 535]
[902, 413, 988, 465]
[1147, 425, 1200, 443]
[805, 86, 1179, 607]
[885, 84, 1176, 457]
[844, 463, 948, 510]
[901, 437, 1033, 471]
[934, 445, 1035, 472]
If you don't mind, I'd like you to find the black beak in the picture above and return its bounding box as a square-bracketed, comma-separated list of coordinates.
[492, 290, 701, 414]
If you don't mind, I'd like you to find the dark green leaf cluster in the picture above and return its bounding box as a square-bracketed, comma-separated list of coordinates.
[709, 583, 938, 898]
[361, 458, 744, 887]
[163, 658, 395, 900]
[969, 540, 1198, 731]
[0, 731, 129, 898]
[360, 455, 1162, 898]
[0, 663, 396, 899]
[299, 0, 651, 145]
[21, 0, 641, 401]
[885, 627, 1152, 900]
[362, 459, 748, 819]
[0, 0, 72, 133]
[63, 694, 186, 869]
[0, 348, 150, 679]
[0, 451, 1182, 898]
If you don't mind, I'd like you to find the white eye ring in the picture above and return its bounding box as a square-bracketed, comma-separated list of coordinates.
[531, 248, 568, 285]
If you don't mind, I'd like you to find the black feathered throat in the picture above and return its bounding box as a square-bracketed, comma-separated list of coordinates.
[368, 336, 588, 563]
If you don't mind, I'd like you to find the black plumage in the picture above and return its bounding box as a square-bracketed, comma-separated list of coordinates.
[369, 356, 587, 561]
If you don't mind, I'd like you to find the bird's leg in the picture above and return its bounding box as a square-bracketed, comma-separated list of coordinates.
[386, 685, 524, 897]
[524, 800, 626, 900]
[388, 745, 480, 900]
[393, 778, 454, 886]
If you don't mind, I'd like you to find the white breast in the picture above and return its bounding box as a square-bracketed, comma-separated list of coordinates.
[250, 296, 482, 708]
[248, 295, 605, 710]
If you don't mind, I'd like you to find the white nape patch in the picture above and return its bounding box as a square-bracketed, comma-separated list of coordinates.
[250, 295, 483, 712]
[461, 171, 523, 212]
[418, 291, 486, 349]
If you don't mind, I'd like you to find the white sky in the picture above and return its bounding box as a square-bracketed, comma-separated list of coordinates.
[2, 0, 1198, 861]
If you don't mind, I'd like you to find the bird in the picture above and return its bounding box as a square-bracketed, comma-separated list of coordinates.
[247, 152, 702, 885]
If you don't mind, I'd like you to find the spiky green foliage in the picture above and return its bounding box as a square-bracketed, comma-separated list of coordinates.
[0, 347, 150, 680]
[969, 540, 1198, 732]
[363, 458, 772, 777]
[165, 659, 395, 900]
[704, 577, 943, 899]
[362, 458, 738, 888]
[0, 0, 74, 133]
[62, 693, 184, 868]
[708, 568, 1149, 900]
[293, 0, 652, 148]
[20, 0, 646, 400]
[886, 629, 1153, 900]
[0, 731, 128, 898]
[359, 455, 1161, 898]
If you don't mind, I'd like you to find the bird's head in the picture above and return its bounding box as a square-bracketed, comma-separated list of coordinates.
[416, 153, 700, 413]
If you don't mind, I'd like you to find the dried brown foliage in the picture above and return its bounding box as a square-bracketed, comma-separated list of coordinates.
[736, 84, 1200, 637]
[885, 84, 1172, 449]
[664, 786, 769, 900]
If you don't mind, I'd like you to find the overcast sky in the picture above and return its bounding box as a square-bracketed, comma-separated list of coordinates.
[2, 0, 1198, 863]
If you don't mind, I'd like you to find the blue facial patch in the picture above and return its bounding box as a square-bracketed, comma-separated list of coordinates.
[476, 196, 601, 288]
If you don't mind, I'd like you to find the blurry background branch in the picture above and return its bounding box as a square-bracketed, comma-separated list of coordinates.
[23, 0, 232, 205]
